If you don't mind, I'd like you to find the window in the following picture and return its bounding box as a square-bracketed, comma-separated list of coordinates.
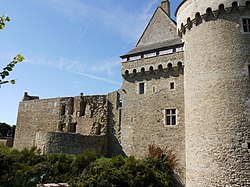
[170, 82, 175, 90]
[242, 18, 250, 33]
[138, 82, 145, 94]
[165, 109, 177, 126]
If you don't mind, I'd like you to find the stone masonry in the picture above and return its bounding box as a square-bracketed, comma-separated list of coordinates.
[14, 1, 250, 186]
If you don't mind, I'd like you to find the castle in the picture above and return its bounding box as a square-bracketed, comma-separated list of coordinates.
[14, 0, 250, 186]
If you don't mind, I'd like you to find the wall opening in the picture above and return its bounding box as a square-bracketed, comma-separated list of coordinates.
[60, 104, 66, 115]
[138, 82, 145, 94]
[58, 123, 65, 131]
[195, 12, 202, 26]
[170, 82, 175, 90]
[68, 123, 77, 133]
[80, 100, 86, 116]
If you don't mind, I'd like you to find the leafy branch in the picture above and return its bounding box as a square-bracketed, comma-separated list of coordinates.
[0, 15, 10, 30]
[0, 54, 25, 86]
[0, 15, 24, 87]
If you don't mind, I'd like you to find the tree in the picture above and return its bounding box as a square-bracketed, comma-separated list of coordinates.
[0, 122, 14, 138]
[0, 15, 24, 87]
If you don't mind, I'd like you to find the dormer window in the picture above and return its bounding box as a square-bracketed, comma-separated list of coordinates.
[242, 18, 250, 33]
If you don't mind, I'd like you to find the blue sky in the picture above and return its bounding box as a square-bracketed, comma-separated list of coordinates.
[0, 0, 182, 125]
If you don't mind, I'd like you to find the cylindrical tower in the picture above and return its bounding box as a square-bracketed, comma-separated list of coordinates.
[176, 0, 250, 186]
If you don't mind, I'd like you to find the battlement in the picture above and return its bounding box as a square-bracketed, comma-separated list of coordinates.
[122, 60, 183, 79]
[176, 0, 250, 35]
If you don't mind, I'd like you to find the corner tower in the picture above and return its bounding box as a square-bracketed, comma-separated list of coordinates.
[176, 0, 250, 186]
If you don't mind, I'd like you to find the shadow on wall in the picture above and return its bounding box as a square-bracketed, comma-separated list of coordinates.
[107, 100, 126, 157]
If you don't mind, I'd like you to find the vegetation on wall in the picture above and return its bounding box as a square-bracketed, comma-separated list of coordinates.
[0, 145, 176, 187]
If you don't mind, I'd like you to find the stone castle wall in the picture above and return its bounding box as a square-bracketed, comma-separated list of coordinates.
[177, 1, 250, 186]
[120, 51, 186, 181]
[35, 132, 107, 156]
[14, 94, 109, 154]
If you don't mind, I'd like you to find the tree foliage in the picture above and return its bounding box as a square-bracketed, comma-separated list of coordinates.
[0, 15, 24, 87]
[0, 146, 176, 187]
[0, 122, 15, 138]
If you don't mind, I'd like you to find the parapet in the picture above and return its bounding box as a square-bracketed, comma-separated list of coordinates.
[176, 0, 250, 35]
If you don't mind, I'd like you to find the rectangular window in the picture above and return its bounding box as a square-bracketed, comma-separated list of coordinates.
[139, 82, 145, 94]
[170, 82, 175, 90]
[242, 18, 250, 33]
[165, 109, 177, 125]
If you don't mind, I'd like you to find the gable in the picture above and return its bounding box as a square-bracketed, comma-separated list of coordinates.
[136, 7, 179, 47]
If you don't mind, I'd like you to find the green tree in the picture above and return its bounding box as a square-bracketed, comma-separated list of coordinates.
[0, 15, 24, 87]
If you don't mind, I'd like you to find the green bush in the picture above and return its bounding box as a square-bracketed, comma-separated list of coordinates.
[0, 147, 175, 187]
[70, 156, 173, 187]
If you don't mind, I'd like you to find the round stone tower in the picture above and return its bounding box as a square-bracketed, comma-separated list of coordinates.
[176, 0, 250, 186]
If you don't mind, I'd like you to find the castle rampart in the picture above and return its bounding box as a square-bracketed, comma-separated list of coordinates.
[35, 132, 107, 156]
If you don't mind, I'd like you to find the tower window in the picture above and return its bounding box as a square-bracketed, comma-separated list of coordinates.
[170, 82, 175, 90]
[242, 18, 250, 33]
[165, 109, 177, 126]
[138, 82, 145, 94]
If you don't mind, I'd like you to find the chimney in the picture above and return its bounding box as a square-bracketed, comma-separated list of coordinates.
[161, 0, 170, 16]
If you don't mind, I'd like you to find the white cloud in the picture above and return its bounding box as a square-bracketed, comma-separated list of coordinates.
[25, 55, 121, 86]
[38, 0, 158, 43]
[91, 57, 121, 76]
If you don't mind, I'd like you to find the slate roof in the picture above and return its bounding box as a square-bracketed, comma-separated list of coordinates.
[121, 38, 183, 58]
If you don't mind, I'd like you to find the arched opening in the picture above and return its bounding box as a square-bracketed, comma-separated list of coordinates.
[181, 23, 186, 34]
[195, 12, 202, 26]
[246, 1, 250, 7]
[133, 69, 137, 74]
[187, 17, 192, 30]
[149, 66, 154, 73]
[158, 64, 163, 71]
[218, 4, 227, 16]
[125, 70, 129, 75]
[141, 67, 145, 73]
[231, 2, 239, 14]
[168, 63, 173, 69]
[205, 8, 216, 21]
[177, 61, 183, 71]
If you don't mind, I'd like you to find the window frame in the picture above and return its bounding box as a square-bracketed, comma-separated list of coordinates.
[242, 17, 250, 34]
[164, 108, 178, 126]
[138, 82, 146, 94]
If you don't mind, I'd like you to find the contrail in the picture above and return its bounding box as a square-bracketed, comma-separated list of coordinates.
[69, 70, 121, 86]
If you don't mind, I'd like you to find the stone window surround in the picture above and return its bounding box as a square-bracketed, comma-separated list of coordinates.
[164, 108, 178, 127]
[241, 17, 250, 34]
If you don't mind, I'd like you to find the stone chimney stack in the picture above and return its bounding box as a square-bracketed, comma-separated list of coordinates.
[161, 0, 170, 16]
